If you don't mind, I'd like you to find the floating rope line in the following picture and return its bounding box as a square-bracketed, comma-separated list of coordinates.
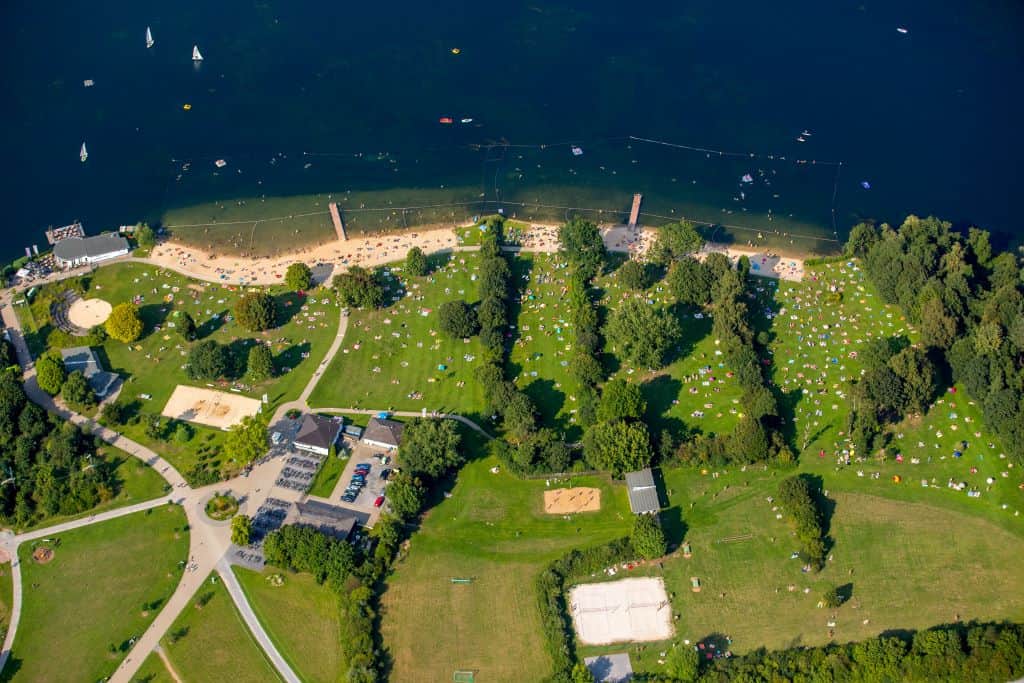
[627, 135, 844, 167]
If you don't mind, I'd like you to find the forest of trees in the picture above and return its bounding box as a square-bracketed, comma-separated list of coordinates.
[850, 217, 1024, 462]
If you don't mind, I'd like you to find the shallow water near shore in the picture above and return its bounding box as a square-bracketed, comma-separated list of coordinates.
[3, 0, 1022, 260]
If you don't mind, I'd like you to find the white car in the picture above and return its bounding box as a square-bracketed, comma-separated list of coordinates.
[271, 431, 283, 445]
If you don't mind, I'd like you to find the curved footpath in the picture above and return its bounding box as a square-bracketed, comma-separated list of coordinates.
[0, 239, 498, 683]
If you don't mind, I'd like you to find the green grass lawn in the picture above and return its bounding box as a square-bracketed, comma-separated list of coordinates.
[7, 505, 188, 683]
[308, 253, 485, 416]
[0, 565, 12, 644]
[381, 452, 632, 683]
[581, 477, 1024, 674]
[307, 454, 346, 499]
[233, 566, 344, 683]
[131, 653, 175, 683]
[17, 446, 170, 531]
[17, 262, 339, 480]
[155, 579, 281, 683]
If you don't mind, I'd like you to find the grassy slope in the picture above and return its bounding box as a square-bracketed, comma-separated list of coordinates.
[233, 567, 344, 683]
[18, 262, 339, 477]
[157, 580, 281, 683]
[308, 253, 484, 416]
[8, 506, 188, 683]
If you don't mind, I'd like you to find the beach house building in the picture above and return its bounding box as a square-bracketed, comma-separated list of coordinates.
[53, 233, 129, 268]
[293, 414, 343, 456]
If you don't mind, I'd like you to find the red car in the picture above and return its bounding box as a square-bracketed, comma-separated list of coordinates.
[373, 495, 385, 508]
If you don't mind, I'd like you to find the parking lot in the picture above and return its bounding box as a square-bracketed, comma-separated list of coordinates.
[327, 441, 392, 526]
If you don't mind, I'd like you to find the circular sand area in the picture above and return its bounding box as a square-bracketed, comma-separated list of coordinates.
[67, 298, 112, 328]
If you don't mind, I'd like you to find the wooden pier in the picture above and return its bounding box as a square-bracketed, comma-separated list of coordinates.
[628, 193, 642, 228]
[328, 202, 347, 241]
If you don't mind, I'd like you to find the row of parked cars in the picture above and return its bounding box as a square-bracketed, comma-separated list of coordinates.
[341, 461, 389, 507]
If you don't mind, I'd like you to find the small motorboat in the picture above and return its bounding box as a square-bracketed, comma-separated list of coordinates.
[146, 26, 155, 48]
[861, 181, 871, 190]
[897, 27, 909, 34]
[796, 136, 806, 143]
[192, 45, 204, 61]
[83, 79, 94, 87]
[801, 129, 812, 137]
[741, 173, 754, 183]
[460, 118, 473, 124]
[571, 146, 583, 156]
[439, 117, 454, 124]
[80, 142, 88, 162]
[215, 159, 227, 168]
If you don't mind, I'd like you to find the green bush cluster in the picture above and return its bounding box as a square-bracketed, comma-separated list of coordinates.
[777, 475, 827, 570]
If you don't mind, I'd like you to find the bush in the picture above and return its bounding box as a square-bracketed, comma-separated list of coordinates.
[333, 266, 384, 309]
[631, 514, 666, 559]
[134, 222, 156, 248]
[778, 475, 827, 570]
[105, 303, 143, 343]
[438, 300, 478, 339]
[234, 291, 277, 331]
[618, 259, 649, 290]
[285, 262, 313, 291]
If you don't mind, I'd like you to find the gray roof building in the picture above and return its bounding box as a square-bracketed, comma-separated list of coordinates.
[625, 468, 660, 514]
[292, 500, 358, 540]
[293, 414, 342, 453]
[60, 346, 119, 397]
[53, 233, 129, 267]
[362, 417, 404, 449]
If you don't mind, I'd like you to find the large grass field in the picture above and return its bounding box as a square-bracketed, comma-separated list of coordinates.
[16, 445, 169, 532]
[17, 261, 339, 480]
[148, 579, 281, 683]
[381, 450, 632, 683]
[8, 505, 188, 683]
[233, 566, 344, 683]
[308, 253, 485, 416]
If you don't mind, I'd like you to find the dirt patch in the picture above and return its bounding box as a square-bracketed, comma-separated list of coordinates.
[161, 385, 262, 429]
[67, 298, 113, 327]
[544, 487, 601, 514]
[32, 547, 54, 564]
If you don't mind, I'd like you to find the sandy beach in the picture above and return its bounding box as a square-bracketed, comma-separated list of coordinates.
[148, 221, 805, 286]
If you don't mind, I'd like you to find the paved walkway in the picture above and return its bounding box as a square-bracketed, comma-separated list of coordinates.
[0, 235, 498, 682]
[218, 558, 298, 683]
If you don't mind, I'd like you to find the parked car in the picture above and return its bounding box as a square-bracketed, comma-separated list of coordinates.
[373, 495, 385, 508]
[341, 493, 357, 503]
[271, 431, 283, 445]
[354, 465, 371, 474]
[351, 474, 366, 483]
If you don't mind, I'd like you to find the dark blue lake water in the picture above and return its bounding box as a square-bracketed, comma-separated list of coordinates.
[2, 0, 1021, 259]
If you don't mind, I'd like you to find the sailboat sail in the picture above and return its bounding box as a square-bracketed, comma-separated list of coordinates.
[146, 27, 154, 48]
[80, 143, 88, 162]
[192, 45, 203, 61]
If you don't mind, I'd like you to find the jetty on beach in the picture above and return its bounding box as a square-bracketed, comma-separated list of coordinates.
[329, 202, 347, 241]
[628, 193, 642, 228]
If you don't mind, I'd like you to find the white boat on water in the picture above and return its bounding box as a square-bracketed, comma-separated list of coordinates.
[192, 45, 203, 61]
[80, 143, 88, 163]
[146, 27, 154, 48]
[571, 146, 583, 156]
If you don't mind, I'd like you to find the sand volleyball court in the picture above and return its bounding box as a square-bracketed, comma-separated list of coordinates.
[67, 298, 112, 328]
[544, 487, 601, 514]
[570, 577, 674, 645]
[161, 385, 262, 430]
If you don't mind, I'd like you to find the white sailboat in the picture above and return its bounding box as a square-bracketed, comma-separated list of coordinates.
[80, 142, 88, 163]
[146, 27, 154, 48]
[192, 45, 203, 62]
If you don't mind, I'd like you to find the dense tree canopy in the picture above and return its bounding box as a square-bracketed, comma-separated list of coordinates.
[384, 472, 425, 521]
[225, 415, 267, 465]
[35, 355, 66, 395]
[61, 370, 95, 409]
[648, 221, 703, 265]
[583, 419, 652, 477]
[667, 257, 715, 307]
[247, 343, 274, 382]
[559, 218, 606, 279]
[175, 310, 196, 341]
[231, 515, 252, 545]
[597, 378, 646, 423]
[285, 262, 313, 291]
[263, 524, 356, 591]
[606, 299, 682, 369]
[234, 291, 277, 331]
[397, 418, 463, 479]
[404, 246, 428, 276]
[105, 303, 143, 343]
[618, 260, 650, 291]
[438, 300, 479, 339]
[333, 266, 385, 309]
[187, 339, 230, 380]
[134, 222, 156, 248]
